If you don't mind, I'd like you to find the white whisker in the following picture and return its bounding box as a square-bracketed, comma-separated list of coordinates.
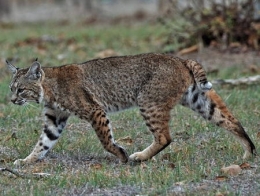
[24, 103, 30, 112]
[26, 102, 38, 109]
[18, 103, 27, 115]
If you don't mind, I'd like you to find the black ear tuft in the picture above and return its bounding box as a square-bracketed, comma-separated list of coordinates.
[35, 58, 38, 62]
[6, 60, 18, 74]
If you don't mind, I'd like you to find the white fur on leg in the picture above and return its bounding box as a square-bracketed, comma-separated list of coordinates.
[14, 159, 27, 165]
[129, 152, 147, 161]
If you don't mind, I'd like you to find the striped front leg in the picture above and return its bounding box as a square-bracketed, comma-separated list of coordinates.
[14, 107, 70, 165]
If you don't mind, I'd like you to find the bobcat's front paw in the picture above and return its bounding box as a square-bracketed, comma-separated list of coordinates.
[243, 149, 256, 159]
[14, 157, 35, 166]
[129, 152, 148, 162]
[13, 159, 28, 166]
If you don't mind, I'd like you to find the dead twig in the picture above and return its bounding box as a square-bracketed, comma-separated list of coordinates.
[0, 167, 51, 179]
[0, 167, 25, 178]
[177, 45, 199, 56]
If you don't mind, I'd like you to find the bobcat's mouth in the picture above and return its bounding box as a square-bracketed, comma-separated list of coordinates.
[12, 99, 26, 105]
[12, 96, 42, 105]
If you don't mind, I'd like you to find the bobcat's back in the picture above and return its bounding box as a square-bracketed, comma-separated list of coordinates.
[70, 53, 210, 112]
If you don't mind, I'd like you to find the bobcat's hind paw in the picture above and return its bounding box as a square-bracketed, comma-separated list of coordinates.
[129, 152, 148, 162]
[200, 81, 212, 91]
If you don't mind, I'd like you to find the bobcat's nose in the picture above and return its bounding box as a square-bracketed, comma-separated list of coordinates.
[11, 98, 16, 104]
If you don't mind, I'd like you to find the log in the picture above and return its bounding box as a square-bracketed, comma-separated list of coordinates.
[177, 45, 198, 56]
[212, 75, 260, 87]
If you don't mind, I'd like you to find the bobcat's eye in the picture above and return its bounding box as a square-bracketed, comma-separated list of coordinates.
[17, 88, 25, 93]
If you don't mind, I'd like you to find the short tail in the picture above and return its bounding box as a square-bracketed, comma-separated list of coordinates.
[184, 59, 212, 91]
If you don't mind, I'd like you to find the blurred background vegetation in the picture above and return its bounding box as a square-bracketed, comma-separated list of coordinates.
[1, 0, 260, 53]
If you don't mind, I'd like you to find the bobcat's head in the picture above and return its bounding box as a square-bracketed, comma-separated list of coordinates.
[6, 60, 45, 105]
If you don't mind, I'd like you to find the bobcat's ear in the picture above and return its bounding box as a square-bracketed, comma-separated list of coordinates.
[26, 61, 42, 80]
[6, 60, 18, 75]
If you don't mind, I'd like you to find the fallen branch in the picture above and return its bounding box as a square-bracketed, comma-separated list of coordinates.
[0, 167, 25, 178]
[0, 167, 51, 179]
[212, 75, 260, 87]
[177, 45, 198, 55]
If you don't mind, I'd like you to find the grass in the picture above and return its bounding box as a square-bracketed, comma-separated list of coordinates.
[0, 22, 260, 195]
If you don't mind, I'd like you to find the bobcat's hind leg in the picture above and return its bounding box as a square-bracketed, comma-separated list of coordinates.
[14, 107, 70, 165]
[129, 104, 172, 161]
[90, 109, 128, 163]
[205, 90, 256, 158]
[181, 86, 256, 159]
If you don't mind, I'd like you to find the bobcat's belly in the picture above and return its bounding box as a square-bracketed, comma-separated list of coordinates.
[104, 99, 138, 112]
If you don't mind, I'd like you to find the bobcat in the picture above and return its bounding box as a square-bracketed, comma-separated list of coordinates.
[6, 53, 255, 165]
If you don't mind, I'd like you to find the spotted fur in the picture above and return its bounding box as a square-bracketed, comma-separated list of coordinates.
[6, 53, 255, 165]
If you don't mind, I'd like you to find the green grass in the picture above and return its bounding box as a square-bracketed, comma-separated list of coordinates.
[0, 22, 260, 195]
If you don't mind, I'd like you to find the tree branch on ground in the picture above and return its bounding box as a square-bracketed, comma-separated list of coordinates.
[212, 75, 260, 87]
[0, 167, 51, 179]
